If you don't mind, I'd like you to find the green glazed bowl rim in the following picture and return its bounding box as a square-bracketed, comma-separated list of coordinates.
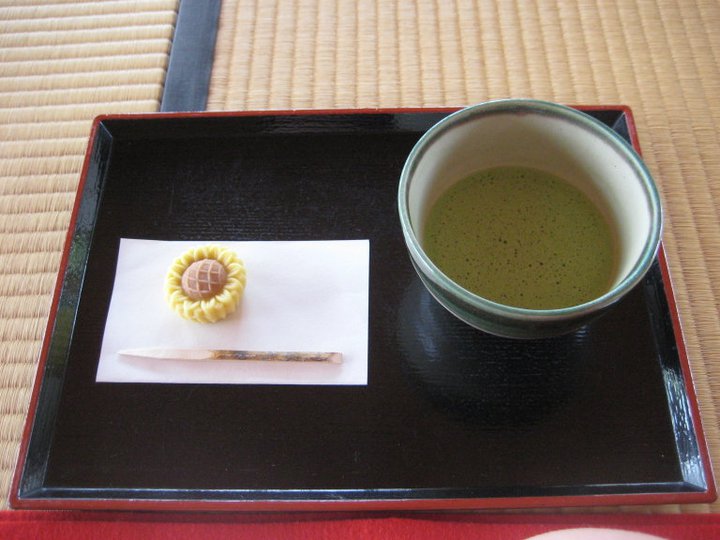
[397, 99, 663, 323]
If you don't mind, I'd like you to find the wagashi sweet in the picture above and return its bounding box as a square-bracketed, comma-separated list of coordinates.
[165, 245, 246, 323]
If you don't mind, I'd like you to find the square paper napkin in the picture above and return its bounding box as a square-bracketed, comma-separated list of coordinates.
[96, 239, 369, 385]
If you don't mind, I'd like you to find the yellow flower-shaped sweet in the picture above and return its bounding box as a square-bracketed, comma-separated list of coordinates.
[165, 245, 246, 323]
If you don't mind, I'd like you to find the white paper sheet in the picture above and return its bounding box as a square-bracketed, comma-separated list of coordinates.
[96, 238, 369, 385]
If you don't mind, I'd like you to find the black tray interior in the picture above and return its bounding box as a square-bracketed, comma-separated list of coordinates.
[16, 110, 710, 506]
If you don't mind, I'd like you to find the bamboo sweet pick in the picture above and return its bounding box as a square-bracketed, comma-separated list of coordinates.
[118, 348, 342, 364]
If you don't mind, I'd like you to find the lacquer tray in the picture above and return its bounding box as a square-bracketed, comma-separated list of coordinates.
[11, 108, 716, 511]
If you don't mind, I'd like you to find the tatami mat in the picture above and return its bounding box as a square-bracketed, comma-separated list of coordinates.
[0, 0, 179, 509]
[208, 0, 720, 512]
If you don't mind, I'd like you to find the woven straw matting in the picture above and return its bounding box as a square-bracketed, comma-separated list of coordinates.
[0, 0, 179, 509]
[209, 0, 720, 513]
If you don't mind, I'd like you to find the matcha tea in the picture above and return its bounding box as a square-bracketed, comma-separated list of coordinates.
[423, 166, 616, 309]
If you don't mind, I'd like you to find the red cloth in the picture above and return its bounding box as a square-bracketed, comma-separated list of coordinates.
[0, 512, 718, 539]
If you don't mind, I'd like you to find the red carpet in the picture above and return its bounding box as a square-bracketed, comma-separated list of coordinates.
[0, 511, 718, 539]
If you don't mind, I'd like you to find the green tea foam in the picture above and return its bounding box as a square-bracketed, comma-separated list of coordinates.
[423, 166, 616, 310]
